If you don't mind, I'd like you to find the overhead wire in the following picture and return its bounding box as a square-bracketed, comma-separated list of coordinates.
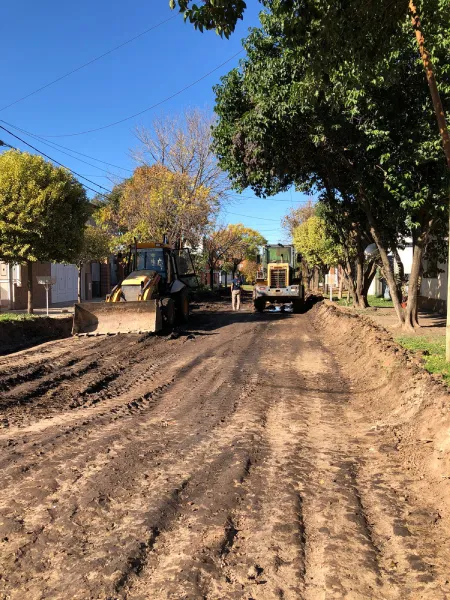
[0, 15, 177, 113]
[28, 50, 244, 138]
[0, 125, 110, 198]
[1, 120, 133, 175]
[224, 211, 279, 222]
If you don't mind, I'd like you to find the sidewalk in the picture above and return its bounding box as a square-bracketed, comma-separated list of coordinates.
[0, 298, 104, 318]
[329, 302, 445, 341]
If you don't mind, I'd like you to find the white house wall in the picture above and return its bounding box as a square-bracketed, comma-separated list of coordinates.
[396, 244, 413, 275]
[420, 262, 448, 304]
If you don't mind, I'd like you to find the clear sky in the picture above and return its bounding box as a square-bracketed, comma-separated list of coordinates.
[1, 0, 312, 243]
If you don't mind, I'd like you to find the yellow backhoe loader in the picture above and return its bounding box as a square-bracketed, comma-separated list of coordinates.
[72, 241, 197, 335]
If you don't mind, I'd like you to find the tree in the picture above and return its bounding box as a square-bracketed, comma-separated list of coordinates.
[316, 201, 378, 308]
[225, 223, 267, 277]
[132, 108, 231, 202]
[202, 226, 244, 290]
[282, 199, 316, 237]
[240, 259, 258, 283]
[96, 164, 218, 248]
[211, 7, 448, 329]
[0, 150, 90, 313]
[293, 215, 342, 290]
[74, 226, 112, 302]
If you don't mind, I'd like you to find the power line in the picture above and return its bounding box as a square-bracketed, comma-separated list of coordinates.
[0, 125, 110, 198]
[2, 119, 134, 173]
[1, 121, 128, 180]
[0, 15, 176, 113]
[225, 211, 279, 222]
[30, 50, 243, 138]
[227, 192, 316, 203]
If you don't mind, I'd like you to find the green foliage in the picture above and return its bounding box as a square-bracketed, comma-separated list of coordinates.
[396, 335, 450, 384]
[212, 2, 449, 272]
[169, 0, 247, 37]
[202, 223, 266, 273]
[226, 223, 267, 261]
[95, 164, 217, 248]
[0, 313, 39, 322]
[0, 150, 90, 264]
[294, 216, 342, 269]
[74, 225, 112, 267]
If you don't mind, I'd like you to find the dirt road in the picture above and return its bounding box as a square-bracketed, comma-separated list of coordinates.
[0, 300, 449, 599]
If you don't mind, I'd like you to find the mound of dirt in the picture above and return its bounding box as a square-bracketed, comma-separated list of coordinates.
[311, 302, 450, 529]
[0, 316, 72, 356]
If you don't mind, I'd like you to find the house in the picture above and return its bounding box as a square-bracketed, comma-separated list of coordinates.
[0, 260, 112, 310]
[420, 259, 447, 314]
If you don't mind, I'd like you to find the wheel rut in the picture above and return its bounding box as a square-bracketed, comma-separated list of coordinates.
[0, 303, 448, 599]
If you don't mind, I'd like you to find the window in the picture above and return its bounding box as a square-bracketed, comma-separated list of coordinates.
[136, 248, 166, 275]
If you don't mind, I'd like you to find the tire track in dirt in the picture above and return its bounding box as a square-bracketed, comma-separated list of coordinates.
[0, 312, 268, 599]
[1, 303, 449, 599]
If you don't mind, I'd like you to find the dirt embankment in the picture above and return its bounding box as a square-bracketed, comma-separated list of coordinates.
[312, 302, 450, 529]
[0, 317, 72, 356]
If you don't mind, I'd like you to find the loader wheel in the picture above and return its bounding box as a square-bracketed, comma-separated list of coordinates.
[176, 288, 190, 324]
[162, 298, 175, 327]
[254, 298, 266, 313]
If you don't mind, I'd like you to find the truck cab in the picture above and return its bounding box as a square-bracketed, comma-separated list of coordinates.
[253, 244, 304, 313]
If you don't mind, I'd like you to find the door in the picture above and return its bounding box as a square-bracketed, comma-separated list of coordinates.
[51, 264, 78, 304]
[174, 249, 198, 289]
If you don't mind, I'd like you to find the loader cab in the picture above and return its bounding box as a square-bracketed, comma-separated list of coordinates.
[136, 248, 167, 276]
[256, 244, 301, 287]
[127, 242, 197, 290]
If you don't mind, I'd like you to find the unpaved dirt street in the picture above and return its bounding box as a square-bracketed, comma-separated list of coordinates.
[1, 300, 449, 600]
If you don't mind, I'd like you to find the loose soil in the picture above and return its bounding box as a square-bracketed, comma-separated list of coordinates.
[0, 316, 72, 356]
[0, 297, 449, 599]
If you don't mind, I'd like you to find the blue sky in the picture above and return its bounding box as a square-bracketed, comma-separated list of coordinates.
[1, 0, 312, 243]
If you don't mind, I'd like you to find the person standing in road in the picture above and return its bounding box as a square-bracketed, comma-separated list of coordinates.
[231, 274, 242, 311]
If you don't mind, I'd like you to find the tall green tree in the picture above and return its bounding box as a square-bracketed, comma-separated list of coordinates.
[96, 164, 218, 248]
[211, 7, 448, 329]
[0, 151, 90, 313]
[225, 223, 267, 277]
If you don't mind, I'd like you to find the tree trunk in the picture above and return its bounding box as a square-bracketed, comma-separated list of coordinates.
[362, 202, 404, 325]
[362, 261, 378, 300]
[409, 1, 450, 170]
[210, 267, 214, 291]
[393, 248, 405, 301]
[341, 266, 357, 307]
[27, 261, 34, 314]
[403, 239, 424, 331]
[338, 267, 343, 299]
[78, 265, 82, 303]
[313, 267, 319, 291]
[355, 251, 369, 308]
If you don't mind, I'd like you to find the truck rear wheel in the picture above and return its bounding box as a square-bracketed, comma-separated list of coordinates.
[254, 298, 266, 313]
[292, 298, 304, 314]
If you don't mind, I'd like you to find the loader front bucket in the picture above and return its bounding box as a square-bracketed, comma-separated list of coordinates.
[72, 301, 162, 335]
